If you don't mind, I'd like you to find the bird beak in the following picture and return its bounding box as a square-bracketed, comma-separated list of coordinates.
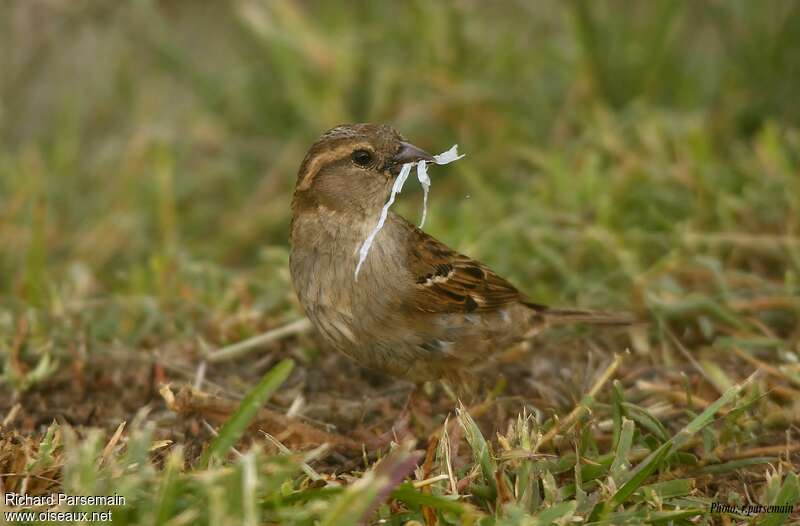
[389, 142, 435, 174]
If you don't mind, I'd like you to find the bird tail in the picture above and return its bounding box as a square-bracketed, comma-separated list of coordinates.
[526, 303, 636, 326]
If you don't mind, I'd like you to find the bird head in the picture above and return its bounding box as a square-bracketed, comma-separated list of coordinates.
[292, 123, 434, 216]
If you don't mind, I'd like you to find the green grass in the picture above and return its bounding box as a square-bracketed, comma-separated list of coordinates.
[2, 0, 800, 524]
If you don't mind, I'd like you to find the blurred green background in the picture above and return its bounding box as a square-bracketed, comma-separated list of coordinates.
[1, 0, 799, 354]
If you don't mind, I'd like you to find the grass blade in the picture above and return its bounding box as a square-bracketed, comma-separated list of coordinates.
[590, 372, 758, 521]
[457, 402, 498, 499]
[531, 500, 577, 525]
[198, 359, 294, 468]
[757, 472, 799, 526]
[391, 483, 466, 515]
[610, 417, 635, 484]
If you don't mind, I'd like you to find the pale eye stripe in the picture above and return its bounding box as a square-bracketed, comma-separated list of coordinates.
[297, 142, 373, 190]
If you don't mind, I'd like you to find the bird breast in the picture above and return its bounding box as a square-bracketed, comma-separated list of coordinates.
[290, 209, 412, 354]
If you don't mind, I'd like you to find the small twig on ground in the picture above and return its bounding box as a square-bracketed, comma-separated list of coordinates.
[260, 431, 324, 481]
[194, 360, 207, 391]
[99, 421, 126, 468]
[635, 380, 712, 409]
[413, 474, 450, 489]
[207, 318, 312, 363]
[1, 403, 22, 428]
[717, 443, 800, 461]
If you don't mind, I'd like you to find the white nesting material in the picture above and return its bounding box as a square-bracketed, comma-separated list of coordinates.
[354, 145, 465, 279]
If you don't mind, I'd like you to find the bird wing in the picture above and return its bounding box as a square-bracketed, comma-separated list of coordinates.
[403, 221, 532, 314]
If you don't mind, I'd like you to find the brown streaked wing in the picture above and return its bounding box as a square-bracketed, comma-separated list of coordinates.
[404, 221, 524, 314]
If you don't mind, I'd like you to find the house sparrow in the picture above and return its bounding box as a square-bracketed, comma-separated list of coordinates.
[290, 123, 630, 385]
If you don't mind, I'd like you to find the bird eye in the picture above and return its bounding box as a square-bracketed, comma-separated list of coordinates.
[351, 149, 373, 167]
